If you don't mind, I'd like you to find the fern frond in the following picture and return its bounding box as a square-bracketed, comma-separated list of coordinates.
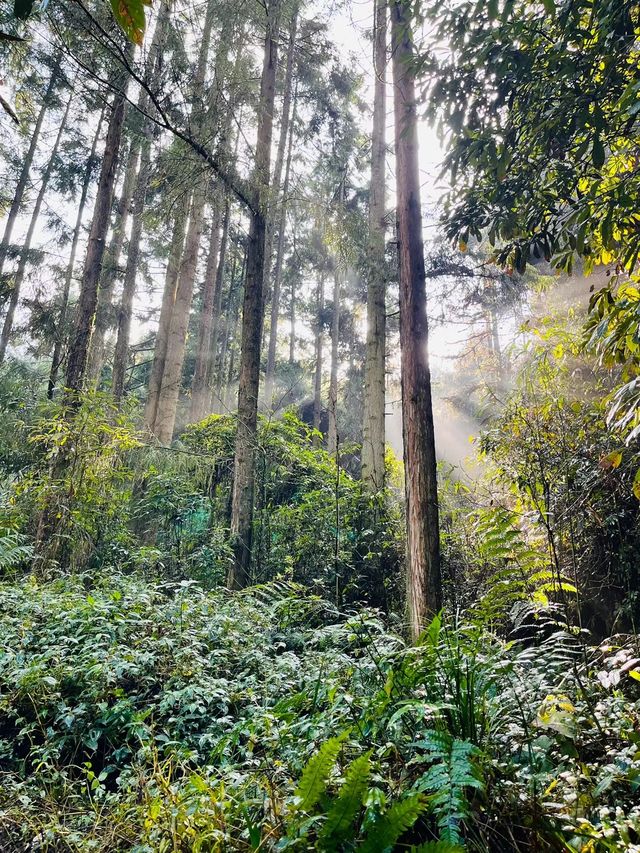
[413, 732, 483, 844]
[410, 843, 464, 853]
[357, 793, 426, 853]
[0, 529, 33, 572]
[294, 736, 344, 813]
[319, 751, 372, 849]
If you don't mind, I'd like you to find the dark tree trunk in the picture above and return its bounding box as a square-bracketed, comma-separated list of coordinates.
[391, 0, 442, 639]
[112, 132, 153, 401]
[65, 58, 131, 397]
[362, 0, 388, 494]
[87, 141, 140, 385]
[264, 80, 298, 409]
[0, 56, 61, 284]
[48, 107, 106, 399]
[228, 0, 281, 589]
[312, 272, 325, 442]
[0, 90, 73, 363]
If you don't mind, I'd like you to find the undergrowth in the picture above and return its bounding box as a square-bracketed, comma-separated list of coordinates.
[0, 574, 639, 851]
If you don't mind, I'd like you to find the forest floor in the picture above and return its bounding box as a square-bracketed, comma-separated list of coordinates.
[0, 571, 639, 851]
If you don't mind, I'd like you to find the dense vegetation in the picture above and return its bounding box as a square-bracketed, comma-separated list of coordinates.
[0, 0, 639, 850]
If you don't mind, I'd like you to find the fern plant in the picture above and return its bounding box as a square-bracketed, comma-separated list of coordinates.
[283, 739, 461, 851]
[411, 731, 484, 845]
[0, 528, 33, 573]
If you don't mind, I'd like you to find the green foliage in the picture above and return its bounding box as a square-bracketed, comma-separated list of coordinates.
[0, 527, 33, 572]
[421, 0, 640, 275]
[411, 732, 483, 844]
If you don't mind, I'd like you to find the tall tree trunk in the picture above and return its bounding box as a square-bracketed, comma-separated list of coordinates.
[144, 191, 190, 430]
[146, 0, 217, 440]
[0, 90, 73, 363]
[262, 8, 298, 368]
[327, 263, 340, 454]
[65, 57, 131, 397]
[89, 0, 172, 386]
[206, 197, 231, 404]
[392, 0, 442, 639]
[0, 56, 61, 285]
[312, 272, 325, 441]
[112, 132, 153, 401]
[48, 107, 106, 399]
[189, 195, 223, 422]
[362, 0, 387, 494]
[153, 191, 206, 442]
[289, 261, 296, 363]
[87, 141, 140, 384]
[214, 240, 245, 409]
[264, 80, 298, 409]
[228, 0, 281, 589]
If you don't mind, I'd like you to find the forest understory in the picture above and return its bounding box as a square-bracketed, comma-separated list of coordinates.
[1, 0, 640, 850]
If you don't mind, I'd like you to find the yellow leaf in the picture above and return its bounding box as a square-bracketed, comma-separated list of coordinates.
[600, 451, 622, 470]
[629, 670, 640, 681]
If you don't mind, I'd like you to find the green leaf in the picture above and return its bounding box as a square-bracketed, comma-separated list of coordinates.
[109, 0, 147, 45]
[633, 469, 640, 500]
[358, 795, 427, 853]
[294, 736, 344, 813]
[541, 0, 555, 13]
[319, 752, 372, 848]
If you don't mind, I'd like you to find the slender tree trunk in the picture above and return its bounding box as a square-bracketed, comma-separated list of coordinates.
[289, 268, 296, 363]
[87, 141, 140, 384]
[189, 195, 223, 421]
[206, 197, 231, 400]
[89, 0, 172, 386]
[327, 263, 340, 454]
[0, 56, 61, 284]
[312, 272, 325, 441]
[228, 0, 281, 589]
[65, 58, 131, 397]
[215, 240, 245, 409]
[264, 81, 298, 408]
[392, 0, 442, 639]
[0, 90, 73, 363]
[112, 132, 153, 401]
[262, 8, 298, 367]
[144, 191, 190, 430]
[147, 0, 217, 439]
[362, 0, 387, 493]
[48, 107, 106, 399]
[153, 191, 206, 442]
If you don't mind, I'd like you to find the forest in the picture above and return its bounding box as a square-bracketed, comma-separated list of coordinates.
[0, 0, 639, 849]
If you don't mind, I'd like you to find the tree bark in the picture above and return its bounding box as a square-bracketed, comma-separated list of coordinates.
[144, 191, 190, 431]
[0, 56, 61, 285]
[153, 190, 206, 442]
[48, 107, 106, 399]
[362, 0, 388, 494]
[112, 132, 153, 401]
[189, 195, 223, 422]
[146, 0, 218, 440]
[264, 80, 298, 409]
[391, 0, 442, 639]
[65, 56, 131, 397]
[0, 89, 73, 363]
[327, 262, 340, 455]
[86, 140, 140, 384]
[228, 0, 281, 589]
[312, 272, 325, 441]
[215, 239, 245, 409]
